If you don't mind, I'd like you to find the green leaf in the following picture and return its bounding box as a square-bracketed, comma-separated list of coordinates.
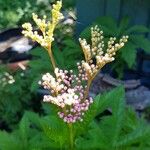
[63, 39, 79, 48]
[121, 42, 137, 68]
[29, 47, 46, 57]
[29, 131, 58, 149]
[30, 76, 41, 92]
[80, 26, 91, 39]
[116, 124, 150, 147]
[111, 87, 125, 146]
[119, 16, 130, 35]
[25, 111, 42, 129]
[41, 115, 69, 146]
[76, 121, 108, 150]
[63, 46, 81, 58]
[19, 113, 30, 146]
[98, 86, 125, 115]
[126, 25, 150, 34]
[130, 35, 150, 53]
[0, 131, 22, 150]
[29, 46, 52, 72]
[95, 16, 117, 35]
[53, 45, 65, 68]
[80, 16, 117, 39]
[123, 107, 140, 130]
[97, 86, 125, 147]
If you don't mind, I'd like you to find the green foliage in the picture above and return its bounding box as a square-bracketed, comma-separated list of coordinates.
[62, 39, 83, 70]
[0, 112, 58, 150]
[75, 87, 150, 150]
[0, 0, 50, 29]
[80, 16, 150, 78]
[0, 0, 75, 29]
[0, 110, 70, 149]
[0, 86, 150, 149]
[42, 115, 69, 147]
[0, 66, 38, 130]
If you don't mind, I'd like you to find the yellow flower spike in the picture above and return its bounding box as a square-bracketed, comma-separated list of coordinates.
[22, 1, 64, 70]
[22, 1, 63, 49]
[47, 1, 63, 39]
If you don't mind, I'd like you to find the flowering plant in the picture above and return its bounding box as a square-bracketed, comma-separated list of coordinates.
[22, 1, 128, 149]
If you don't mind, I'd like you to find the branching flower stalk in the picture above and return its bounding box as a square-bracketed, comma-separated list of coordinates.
[22, 1, 128, 149]
[79, 26, 128, 101]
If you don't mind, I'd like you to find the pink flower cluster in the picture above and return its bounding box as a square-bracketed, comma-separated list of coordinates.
[58, 97, 93, 123]
[41, 63, 93, 123]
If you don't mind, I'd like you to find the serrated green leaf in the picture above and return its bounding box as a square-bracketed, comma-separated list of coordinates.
[121, 42, 137, 68]
[29, 132, 58, 150]
[41, 115, 69, 146]
[111, 88, 125, 146]
[123, 107, 140, 130]
[98, 86, 125, 147]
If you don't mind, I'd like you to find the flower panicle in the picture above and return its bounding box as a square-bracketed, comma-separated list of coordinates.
[79, 25, 128, 79]
[41, 67, 93, 123]
[22, 1, 64, 49]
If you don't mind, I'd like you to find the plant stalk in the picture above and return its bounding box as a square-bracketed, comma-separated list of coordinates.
[84, 79, 92, 100]
[47, 46, 56, 70]
[69, 123, 74, 150]
[83, 70, 100, 101]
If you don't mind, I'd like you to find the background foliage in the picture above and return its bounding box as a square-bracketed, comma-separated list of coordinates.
[0, 0, 75, 30]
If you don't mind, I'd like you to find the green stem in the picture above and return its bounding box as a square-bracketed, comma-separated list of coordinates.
[84, 79, 92, 100]
[69, 123, 74, 150]
[59, 142, 63, 150]
[47, 46, 56, 70]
